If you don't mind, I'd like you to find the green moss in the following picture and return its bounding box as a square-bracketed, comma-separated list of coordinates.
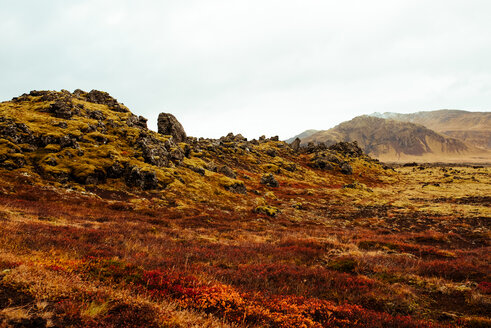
[218, 176, 244, 188]
[327, 257, 358, 273]
[0, 139, 20, 156]
[254, 205, 279, 217]
[261, 163, 281, 174]
[44, 144, 61, 152]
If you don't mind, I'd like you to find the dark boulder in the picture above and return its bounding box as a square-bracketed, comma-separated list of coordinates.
[157, 113, 187, 143]
[87, 110, 106, 121]
[48, 98, 79, 119]
[107, 161, 125, 178]
[225, 182, 247, 194]
[328, 141, 364, 157]
[290, 138, 301, 152]
[126, 115, 148, 129]
[266, 148, 277, 157]
[136, 133, 171, 167]
[260, 173, 279, 188]
[124, 166, 159, 190]
[86, 90, 128, 113]
[340, 162, 353, 175]
[218, 165, 236, 178]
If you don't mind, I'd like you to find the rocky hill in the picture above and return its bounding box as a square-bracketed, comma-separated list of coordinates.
[298, 115, 490, 163]
[371, 110, 491, 150]
[0, 89, 386, 201]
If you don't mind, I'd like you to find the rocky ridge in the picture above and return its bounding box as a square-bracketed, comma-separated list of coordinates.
[0, 90, 386, 200]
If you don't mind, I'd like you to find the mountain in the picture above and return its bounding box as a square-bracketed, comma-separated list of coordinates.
[284, 129, 319, 143]
[370, 110, 491, 150]
[300, 115, 491, 163]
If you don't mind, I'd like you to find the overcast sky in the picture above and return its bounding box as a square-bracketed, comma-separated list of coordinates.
[1, 1, 490, 139]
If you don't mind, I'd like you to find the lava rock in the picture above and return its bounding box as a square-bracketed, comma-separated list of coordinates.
[157, 113, 187, 143]
[86, 90, 128, 113]
[340, 162, 353, 175]
[87, 110, 106, 120]
[124, 166, 159, 190]
[107, 161, 125, 178]
[260, 173, 279, 188]
[218, 165, 236, 178]
[48, 98, 80, 119]
[290, 138, 301, 152]
[225, 182, 247, 194]
[328, 141, 363, 157]
[127, 114, 148, 129]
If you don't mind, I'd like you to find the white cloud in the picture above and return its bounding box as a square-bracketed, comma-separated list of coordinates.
[1, 0, 490, 139]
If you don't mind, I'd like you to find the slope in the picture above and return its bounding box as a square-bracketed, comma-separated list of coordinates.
[301, 115, 490, 163]
[371, 110, 491, 150]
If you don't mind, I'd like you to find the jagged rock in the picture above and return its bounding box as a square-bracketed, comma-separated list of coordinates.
[225, 182, 247, 194]
[0, 119, 35, 144]
[86, 90, 128, 113]
[125, 166, 159, 190]
[290, 138, 301, 152]
[266, 148, 277, 157]
[126, 115, 148, 129]
[136, 133, 171, 167]
[309, 158, 334, 171]
[260, 173, 279, 187]
[157, 113, 187, 143]
[87, 110, 105, 120]
[340, 162, 353, 175]
[58, 135, 80, 149]
[84, 170, 106, 185]
[204, 161, 218, 172]
[107, 161, 125, 178]
[218, 165, 236, 178]
[48, 98, 79, 119]
[329, 141, 363, 157]
[170, 147, 184, 163]
[271, 136, 279, 141]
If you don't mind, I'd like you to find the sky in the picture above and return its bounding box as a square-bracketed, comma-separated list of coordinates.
[1, 1, 490, 139]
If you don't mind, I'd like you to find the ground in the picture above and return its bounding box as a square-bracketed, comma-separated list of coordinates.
[0, 164, 489, 327]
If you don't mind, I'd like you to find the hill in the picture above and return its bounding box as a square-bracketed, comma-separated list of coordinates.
[0, 90, 489, 328]
[299, 115, 491, 163]
[371, 110, 491, 150]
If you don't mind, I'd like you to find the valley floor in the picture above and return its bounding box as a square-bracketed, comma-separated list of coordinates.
[0, 166, 490, 327]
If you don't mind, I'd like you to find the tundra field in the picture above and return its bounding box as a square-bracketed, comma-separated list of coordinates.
[0, 164, 489, 327]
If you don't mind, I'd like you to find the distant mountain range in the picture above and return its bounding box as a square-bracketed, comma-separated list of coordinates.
[288, 110, 491, 163]
[371, 110, 491, 150]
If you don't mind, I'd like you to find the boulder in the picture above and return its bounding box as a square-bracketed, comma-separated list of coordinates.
[86, 90, 128, 113]
[126, 115, 148, 129]
[218, 165, 236, 178]
[340, 162, 353, 175]
[157, 113, 187, 143]
[328, 141, 363, 157]
[48, 98, 79, 119]
[260, 173, 279, 188]
[290, 138, 301, 152]
[225, 182, 247, 194]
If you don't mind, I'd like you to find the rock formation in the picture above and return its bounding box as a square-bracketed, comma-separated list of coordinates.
[158, 113, 187, 143]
